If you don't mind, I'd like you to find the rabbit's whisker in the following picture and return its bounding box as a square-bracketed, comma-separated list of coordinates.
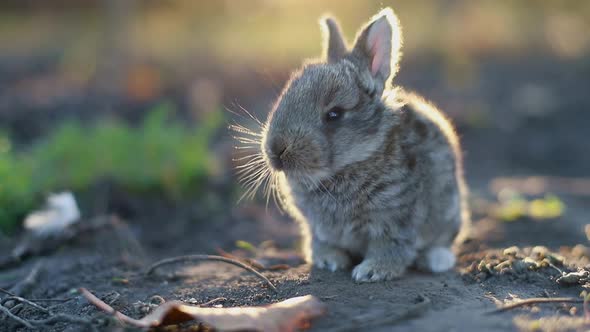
[239, 168, 269, 202]
[232, 153, 263, 162]
[234, 145, 261, 150]
[233, 136, 262, 145]
[235, 158, 264, 170]
[235, 103, 264, 127]
[238, 166, 267, 185]
[229, 123, 263, 137]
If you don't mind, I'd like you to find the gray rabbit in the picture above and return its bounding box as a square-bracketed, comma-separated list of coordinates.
[236, 7, 470, 282]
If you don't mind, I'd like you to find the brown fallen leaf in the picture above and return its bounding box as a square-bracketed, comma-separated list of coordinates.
[80, 288, 326, 332]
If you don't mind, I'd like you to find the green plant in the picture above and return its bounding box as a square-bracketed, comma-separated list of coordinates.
[492, 190, 565, 222]
[0, 101, 224, 232]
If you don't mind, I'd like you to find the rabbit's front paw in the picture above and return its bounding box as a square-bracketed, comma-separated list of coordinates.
[312, 246, 351, 272]
[352, 258, 405, 282]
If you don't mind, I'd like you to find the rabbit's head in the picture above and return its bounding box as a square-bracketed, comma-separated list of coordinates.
[262, 8, 403, 185]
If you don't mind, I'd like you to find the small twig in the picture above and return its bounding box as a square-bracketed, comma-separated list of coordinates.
[216, 248, 266, 270]
[0, 304, 34, 328]
[1, 296, 51, 314]
[9, 303, 23, 316]
[1, 303, 23, 327]
[79, 288, 146, 327]
[146, 254, 277, 293]
[27, 298, 73, 303]
[107, 292, 121, 306]
[0, 287, 16, 297]
[1, 303, 97, 331]
[0, 288, 71, 303]
[199, 297, 227, 307]
[29, 314, 98, 331]
[0, 288, 95, 330]
[2, 261, 46, 308]
[267, 264, 291, 271]
[547, 262, 564, 275]
[10, 261, 44, 296]
[488, 297, 583, 314]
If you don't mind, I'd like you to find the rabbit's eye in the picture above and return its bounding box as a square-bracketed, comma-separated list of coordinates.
[325, 107, 344, 122]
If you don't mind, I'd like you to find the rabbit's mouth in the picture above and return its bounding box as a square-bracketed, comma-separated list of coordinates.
[281, 167, 333, 185]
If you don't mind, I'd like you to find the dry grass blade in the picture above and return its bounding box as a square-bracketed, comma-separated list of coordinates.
[488, 297, 583, 314]
[145, 254, 277, 293]
[79, 288, 143, 326]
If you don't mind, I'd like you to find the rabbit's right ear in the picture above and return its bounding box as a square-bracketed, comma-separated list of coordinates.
[320, 16, 348, 63]
[351, 8, 402, 96]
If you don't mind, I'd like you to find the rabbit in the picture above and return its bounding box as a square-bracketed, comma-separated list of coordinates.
[235, 7, 470, 282]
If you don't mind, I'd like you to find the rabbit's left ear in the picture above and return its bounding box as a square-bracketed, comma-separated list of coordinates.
[320, 16, 348, 63]
[352, 8, 402, 93]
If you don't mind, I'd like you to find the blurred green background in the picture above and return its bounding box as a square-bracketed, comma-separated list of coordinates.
[1, 0, 589, 233]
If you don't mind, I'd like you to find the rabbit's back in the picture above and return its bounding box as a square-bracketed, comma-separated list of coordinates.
[396, 90, 469, 250]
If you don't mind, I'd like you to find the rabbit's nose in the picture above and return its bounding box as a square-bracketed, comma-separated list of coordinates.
[269, 138, 287, 170]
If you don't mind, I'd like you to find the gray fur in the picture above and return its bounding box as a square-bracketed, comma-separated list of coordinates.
[256, 7, 470, 282]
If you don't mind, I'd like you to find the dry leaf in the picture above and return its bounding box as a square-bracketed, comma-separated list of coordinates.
[80, 288, 326, 332]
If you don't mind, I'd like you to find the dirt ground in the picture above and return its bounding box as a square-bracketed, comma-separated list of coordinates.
[1, 55, 590, 331]
[2, 195, 590, 332]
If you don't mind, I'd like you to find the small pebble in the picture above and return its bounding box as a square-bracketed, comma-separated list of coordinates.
[531, 246, 548, 260]
[150, 295, 166, 305]
[503, 246, 520, 257]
